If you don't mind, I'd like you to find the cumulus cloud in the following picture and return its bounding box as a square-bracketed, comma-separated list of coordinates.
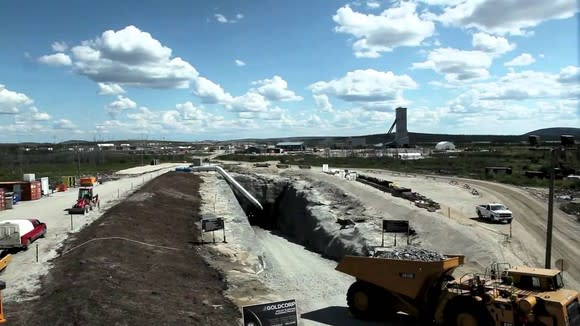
[53, 119, 76, 130]
[29, 107, 51, 121]
[558, 66, 580, 84]
[51, 41, 68, 52]
[313, 94, 334, 112]
[106, 95, 137, 118]
[504, 53, 535, 67]
[229, 92, 270, 112]
[97, 82, 126, 95]
[215, 13, 244, 23]
[38, 53, 72, 66]
[366, 1, 380, 9]
[192, 77, 233, 104]
[413, 48, 492, 82]
[69, 25, 198, 88]
[251, 76, 303, 101]
[472, 32, 515, 54]
[235, 59, 246, 66]
[0, 85, 33, 114]
[333, 2, 435, 57]
[437, 0, 578, 35]
[310, 69, 417, 103]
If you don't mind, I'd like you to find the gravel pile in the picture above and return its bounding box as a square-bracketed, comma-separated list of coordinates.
[372, 247, 447, 261]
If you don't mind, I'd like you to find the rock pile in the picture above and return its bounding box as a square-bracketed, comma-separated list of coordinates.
[372, 246, 447, 261]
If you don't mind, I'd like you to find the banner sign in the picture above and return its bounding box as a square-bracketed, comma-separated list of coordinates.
[382, 220, 409, 233]
[242, 299, 297, 326]
[202, 217, 224, 232]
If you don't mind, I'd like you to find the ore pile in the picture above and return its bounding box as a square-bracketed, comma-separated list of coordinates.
[372, 247, 447, 261]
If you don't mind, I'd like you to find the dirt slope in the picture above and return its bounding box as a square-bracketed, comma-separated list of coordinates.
[6, 172, 240, 325]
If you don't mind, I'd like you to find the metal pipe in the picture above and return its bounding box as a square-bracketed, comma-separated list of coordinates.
[545, 148, 558, 269]
[190, 165, 263, 210]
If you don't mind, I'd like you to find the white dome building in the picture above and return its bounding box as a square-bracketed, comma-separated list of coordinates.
[435, 141, 456, 151]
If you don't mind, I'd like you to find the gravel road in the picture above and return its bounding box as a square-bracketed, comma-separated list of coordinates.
[254, 227, 416, 326]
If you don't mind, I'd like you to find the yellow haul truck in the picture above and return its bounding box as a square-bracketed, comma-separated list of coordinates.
[336, 255, 580, 325]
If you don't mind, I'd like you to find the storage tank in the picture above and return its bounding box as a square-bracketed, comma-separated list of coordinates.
[435, 141, 456, 151]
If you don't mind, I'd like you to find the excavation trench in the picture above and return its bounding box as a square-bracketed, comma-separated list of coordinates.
[230, 173, 369, 261]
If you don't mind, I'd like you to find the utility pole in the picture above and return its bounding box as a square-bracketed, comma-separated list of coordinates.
[76, 143, 81, 181]
[544, 147, 558, 269]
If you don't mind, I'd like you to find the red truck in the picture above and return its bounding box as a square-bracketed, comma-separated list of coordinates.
[0, 219, 46, 250]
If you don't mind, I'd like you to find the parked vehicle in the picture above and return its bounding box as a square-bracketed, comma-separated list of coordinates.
[0, 219, 47, 250]
[69, 187, 99, 214]
[336, 254, 580, 325]
[476, 203, 513, 223]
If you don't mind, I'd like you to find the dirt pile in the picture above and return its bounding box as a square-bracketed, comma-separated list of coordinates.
[6, 172, 240, 326]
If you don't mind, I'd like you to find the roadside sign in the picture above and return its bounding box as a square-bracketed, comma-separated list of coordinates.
[383, 220, 409, 233]
[201, 217, 226, 244]
[242, 299, 297, 326]
[202, 218, 224, 232]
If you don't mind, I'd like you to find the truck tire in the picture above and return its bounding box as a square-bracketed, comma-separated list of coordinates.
[477, 211, 482, 219]
[346, 281, 390, 320]
[443, 298, 492, 326]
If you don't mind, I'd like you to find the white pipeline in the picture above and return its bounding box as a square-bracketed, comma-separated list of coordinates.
[190, 165, 263, 210]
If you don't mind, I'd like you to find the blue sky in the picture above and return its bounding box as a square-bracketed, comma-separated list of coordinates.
[0, 0, 578, 142]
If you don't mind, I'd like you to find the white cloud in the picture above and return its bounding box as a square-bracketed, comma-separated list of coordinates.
[215, 13, 243, 23]
[97, 82, 126, 95]
[313, 94, 334, 112]
[0, 84, 33, 114]
[251, 76, 303, 101]
[504, 53, 535, 67]
[472, 32, 515, 54]
[106, 95, 137, 118]
[310, 69, 416, 104]
[413, 47, 492, 82]
[51, 41, 68, 52]
[333, 2, 435, 57]
[29, 107, 51, 121]
[437, 0, 578, 35]
[192, 77, 233, 104]
[54, 119, 76, 130]
[69, 25, 198, 89]
[235, 59, 246, 67]
[215, 14, 228, 23]
[38, 53, 72, 66]
[558, 65, 580, 84]
[366, 1, 380, 9]
[230, 92, 270, 112]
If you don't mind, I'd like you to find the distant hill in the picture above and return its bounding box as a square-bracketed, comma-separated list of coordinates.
[524, 127, 580, 137]
[228, 128, 579, 146]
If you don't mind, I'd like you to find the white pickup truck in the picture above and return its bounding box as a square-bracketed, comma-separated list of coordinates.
[476, 203, 513, 223]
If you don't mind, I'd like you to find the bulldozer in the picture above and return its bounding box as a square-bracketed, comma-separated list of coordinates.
[69, 187, 99, 214]
[336, 254, 580, 325]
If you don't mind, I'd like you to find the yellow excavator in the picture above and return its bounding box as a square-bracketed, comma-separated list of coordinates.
[337, 254, 580, 325]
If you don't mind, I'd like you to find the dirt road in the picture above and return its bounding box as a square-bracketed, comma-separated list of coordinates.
[460, 178, 580, 289]
[254, 227, 416, 326]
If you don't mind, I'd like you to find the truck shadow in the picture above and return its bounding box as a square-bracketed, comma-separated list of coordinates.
[469, 217, 510, 225]
[301, 306, 418, 326]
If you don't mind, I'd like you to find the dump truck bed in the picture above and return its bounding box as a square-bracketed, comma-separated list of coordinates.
[336, 254, 464, 300]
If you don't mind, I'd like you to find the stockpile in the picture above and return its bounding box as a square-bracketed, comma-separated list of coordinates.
[357, 174, 440, 212]
[372, 247, 447, 261]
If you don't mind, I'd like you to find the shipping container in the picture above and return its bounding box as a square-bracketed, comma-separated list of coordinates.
[0, 189, 4, 211]
[20, 181, 41, 201]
